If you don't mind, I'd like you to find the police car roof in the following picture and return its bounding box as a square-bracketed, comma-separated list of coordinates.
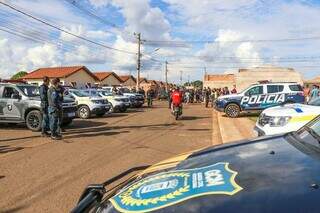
[0, 82, 34, 86]
[253, 82, 300, 85]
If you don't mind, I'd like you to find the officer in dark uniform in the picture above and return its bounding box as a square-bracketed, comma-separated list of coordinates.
[56, 79, 65, 133]
[39, 76, 50, 137]
[168, 89, 172, 109]
[48, 78, 62, 140]
[146, 88, 153, 107]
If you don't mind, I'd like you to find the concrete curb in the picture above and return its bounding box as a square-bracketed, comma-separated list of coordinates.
[212, 110, 223, 146]
[216, 111, 256, 144]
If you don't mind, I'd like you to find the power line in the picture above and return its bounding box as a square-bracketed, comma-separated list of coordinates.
[0, 1, 136, 55]
[144, 36, 320, 44]
[64, 0, 133, 36]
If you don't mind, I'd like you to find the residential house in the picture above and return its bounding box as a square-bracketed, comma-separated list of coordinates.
[204, 66, 303, 91]
[203, 74, 235, 90]
[119, 75, 136, 88]
[22, 66, 97, 88]
[94, 72, 123, 86]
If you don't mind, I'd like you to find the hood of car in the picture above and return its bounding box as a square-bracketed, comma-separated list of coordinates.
[263, 103, 320, 116]
[106, 134, 320, 213]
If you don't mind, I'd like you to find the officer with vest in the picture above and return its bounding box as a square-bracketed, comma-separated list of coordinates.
[48, 78, 63, 140]
[39, 76, 50, 137]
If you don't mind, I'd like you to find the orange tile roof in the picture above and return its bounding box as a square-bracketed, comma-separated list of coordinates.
[94, 72, 113, 81]
[94, 72, 123, 82]
[23, 66, 96, 80]
[119, 75, 136, 82]
[205, 74, 235, 82]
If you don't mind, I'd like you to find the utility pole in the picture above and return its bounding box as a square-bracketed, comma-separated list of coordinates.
[165, 61, 168, 92]
[135, 33, 141, 90]
[180, 70, 183, 85]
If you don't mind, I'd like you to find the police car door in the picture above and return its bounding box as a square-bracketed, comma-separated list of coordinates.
[241, 85, 265, 110]
[1, 86, 22, 120]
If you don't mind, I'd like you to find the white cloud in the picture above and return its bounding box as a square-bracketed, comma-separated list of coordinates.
[20, 44, 61, 69]
[64, 45, 109, 64]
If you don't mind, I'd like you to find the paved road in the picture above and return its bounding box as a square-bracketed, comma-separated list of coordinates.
[0, 102, 214, 213]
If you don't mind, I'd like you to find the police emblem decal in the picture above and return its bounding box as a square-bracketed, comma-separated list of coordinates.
[110, 162, 242, 212]
[7, 104, 12, 111]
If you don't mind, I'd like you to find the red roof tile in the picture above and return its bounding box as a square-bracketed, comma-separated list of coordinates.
[23, 66, 96, 80]
[119, 75, 136, 83]
[94, 72, 123, 82]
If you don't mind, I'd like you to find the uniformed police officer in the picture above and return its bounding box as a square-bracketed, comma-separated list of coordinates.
[39, 76, 50, 137]
[48, 78, 62, 140]
[56, 79, 65, 133]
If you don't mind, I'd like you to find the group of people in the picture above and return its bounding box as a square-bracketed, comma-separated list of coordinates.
[40, 76, 64, 140]
[304, 85, 320, 103]
[183, 85, 237, 108]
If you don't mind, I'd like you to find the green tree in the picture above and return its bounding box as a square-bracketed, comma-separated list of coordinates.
[192, 80, 203, 88]
[11, 71, 27, 80]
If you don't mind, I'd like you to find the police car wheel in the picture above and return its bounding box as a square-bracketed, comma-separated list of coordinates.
[225, 104, 240, 118]
[26, 110, 42, 131]
[78, 106, 91, 119]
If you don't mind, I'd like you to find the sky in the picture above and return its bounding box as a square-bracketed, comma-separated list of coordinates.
[0, 0, 320, 83]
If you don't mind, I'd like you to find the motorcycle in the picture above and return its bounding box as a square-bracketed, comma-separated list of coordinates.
[172, 105, 182, 120]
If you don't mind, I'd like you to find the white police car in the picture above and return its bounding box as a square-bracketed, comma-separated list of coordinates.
[215, 82, 305, 117]
[254, 97, 320, 136]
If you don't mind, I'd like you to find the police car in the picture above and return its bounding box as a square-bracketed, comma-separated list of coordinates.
[215, 82, 305, 117]
[71, 115, 320, 213]
[254, 97, 320, 136]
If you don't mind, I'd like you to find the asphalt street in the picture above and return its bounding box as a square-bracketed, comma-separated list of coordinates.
[0, 102, 215, 212]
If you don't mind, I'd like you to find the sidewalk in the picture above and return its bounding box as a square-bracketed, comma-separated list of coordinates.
[213, 110, 256, 144]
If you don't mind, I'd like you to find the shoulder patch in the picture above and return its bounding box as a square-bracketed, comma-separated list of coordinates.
[109, 162, 242, 212]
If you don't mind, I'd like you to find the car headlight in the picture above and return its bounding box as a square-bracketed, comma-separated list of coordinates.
[269, 116, 292, 127]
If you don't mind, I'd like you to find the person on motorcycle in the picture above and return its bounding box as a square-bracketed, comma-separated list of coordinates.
[171, 87, 183, 115]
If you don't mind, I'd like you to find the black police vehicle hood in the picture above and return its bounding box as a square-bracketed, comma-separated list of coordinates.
[105, 134, 320, 213]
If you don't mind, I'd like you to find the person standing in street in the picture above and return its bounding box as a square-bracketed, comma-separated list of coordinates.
[146, 88, 153, 107]
[48, 78, 63, 140]
[39, 76, 50, 137]
[56, 79, 65, 133]
[303, 85, 311, 103]
[168, 89, 173, 109]
[231, 85, 237, 94]
[204, 88, 210, 108]
[310, 85, 320, 101]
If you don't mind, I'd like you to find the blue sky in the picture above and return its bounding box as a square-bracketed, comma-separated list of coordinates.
[1, 0, 320, 83]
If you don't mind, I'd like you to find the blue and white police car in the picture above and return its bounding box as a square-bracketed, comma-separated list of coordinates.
[215, 82, 305, 118]
[254, 97, 320, 136]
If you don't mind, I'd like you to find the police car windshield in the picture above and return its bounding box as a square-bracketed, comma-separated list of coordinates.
[297, 116, 320, 145]
[119, 88, 130, 93]
[17, 85, 39, 97]
[70, 90, 89, 97]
